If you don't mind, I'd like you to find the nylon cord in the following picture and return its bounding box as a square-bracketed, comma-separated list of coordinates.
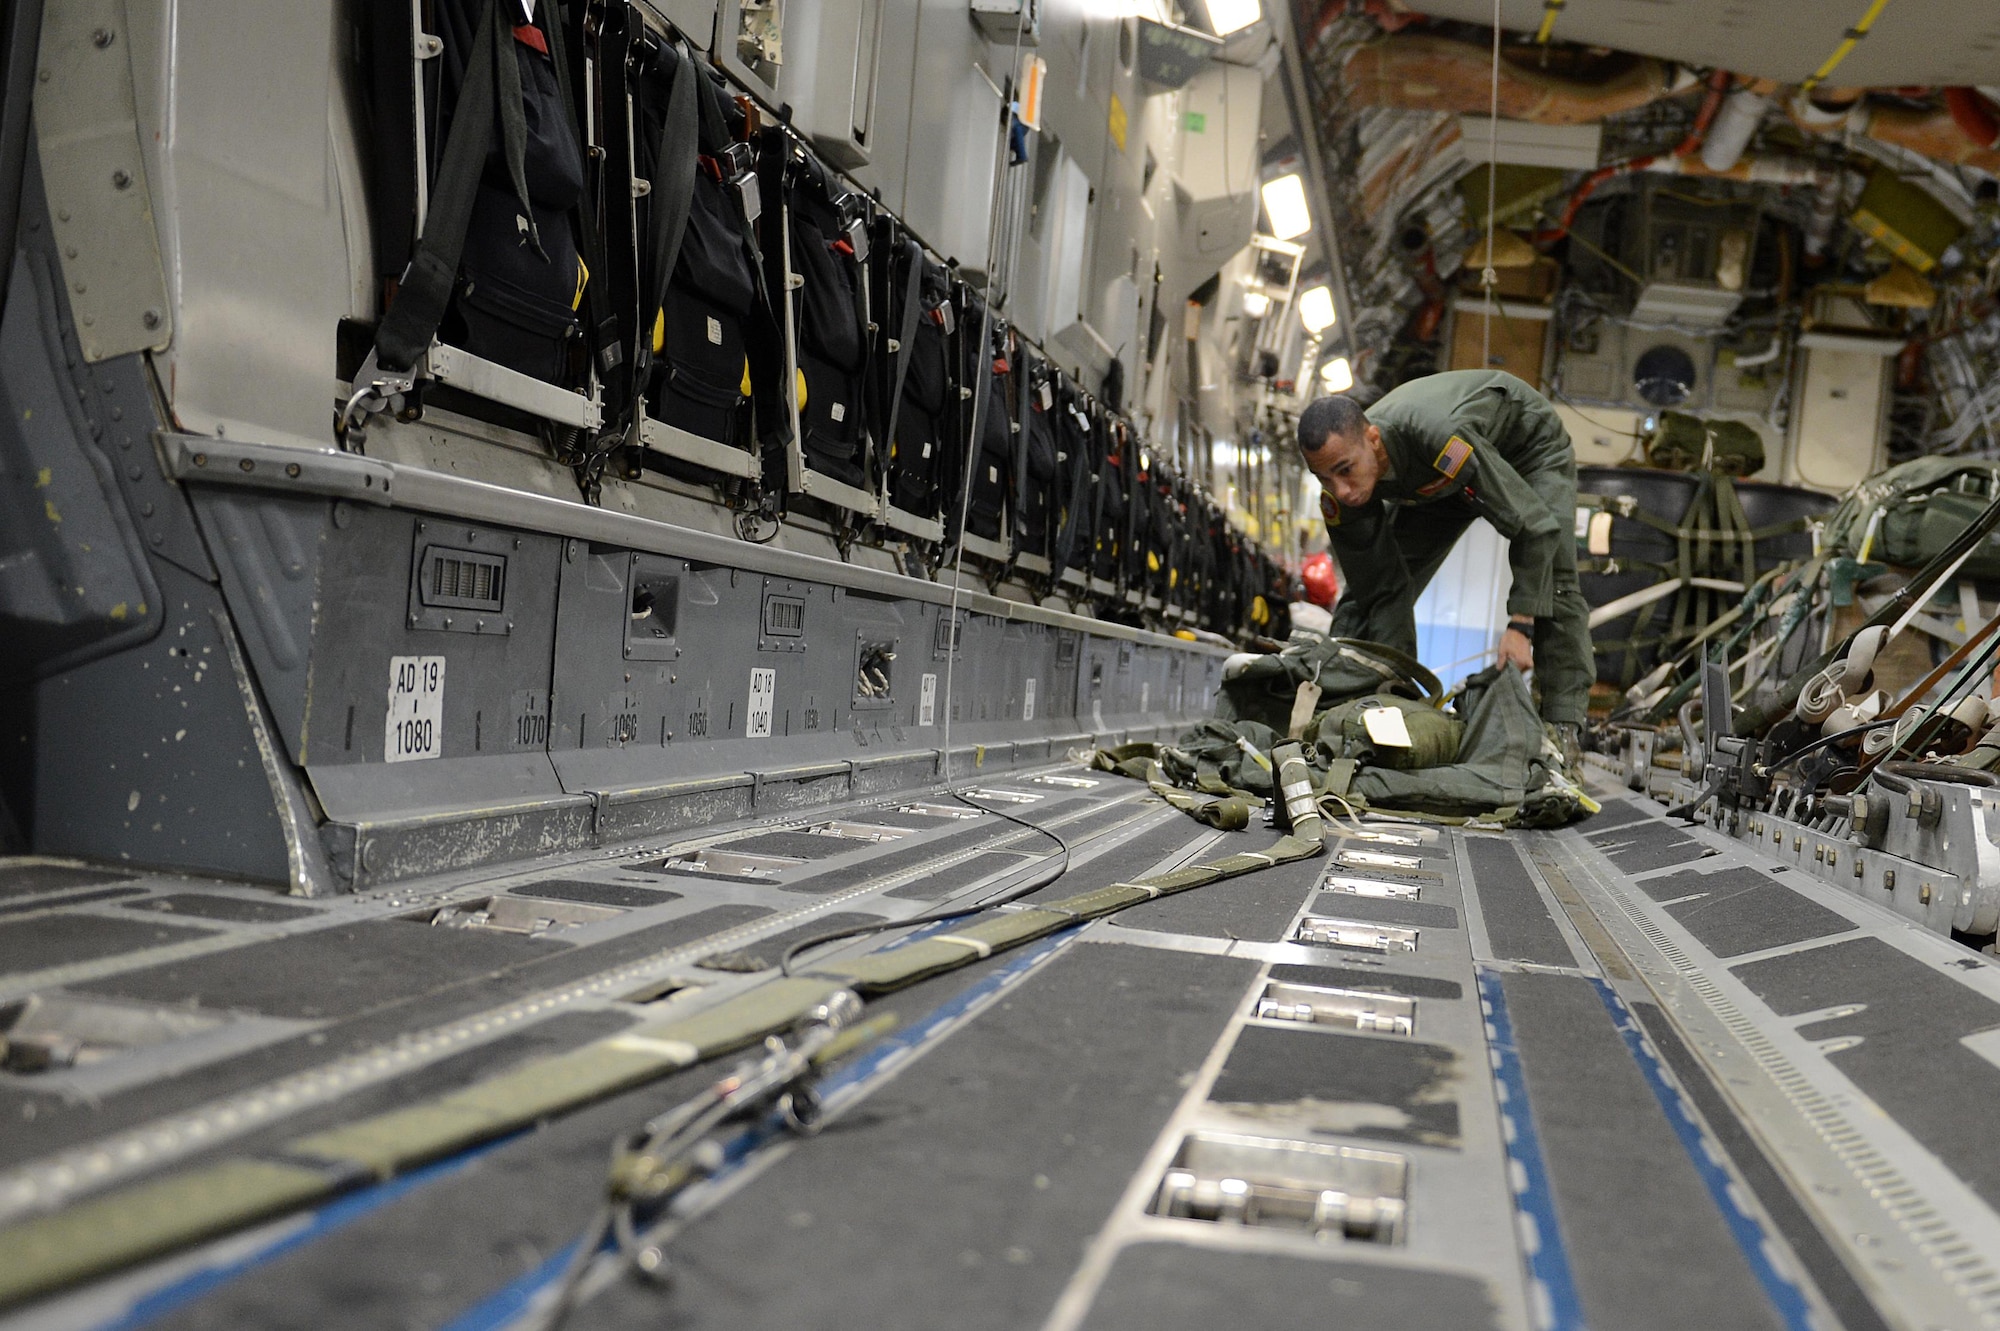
[779, 786, 1073, 975]
[941, 6, 1034, 784]
[1480, 0, 1501, 368]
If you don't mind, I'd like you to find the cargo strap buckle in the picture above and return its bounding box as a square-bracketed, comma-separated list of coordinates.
[337, 350, 418, 454]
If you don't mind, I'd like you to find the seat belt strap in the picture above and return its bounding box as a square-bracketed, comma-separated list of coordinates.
[640, 44, 700, 381]
[539, 1, 617, 393]
[879, 236, 925, 488]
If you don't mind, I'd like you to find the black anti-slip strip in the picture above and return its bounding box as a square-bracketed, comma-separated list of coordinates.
[152, 945, 1259, 1331]
[1081, 1242, 1503, 1329]
[1265, 962, 1463, 1001]
[1590, 822, 1717, 873]
[1311, 890, 1459, 931]
[0, 913, 219, 977]
[1580, 798, 1659, 836]
[1628, 1001, 1892, 1331]
[1463, 837, 1573, 967]
[1734, 935, 2000, 1207]
[1501, 972, 1784, 1331]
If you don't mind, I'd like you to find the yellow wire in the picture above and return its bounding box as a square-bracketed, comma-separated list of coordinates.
[1533, 0, 1565, 43]
[1799, 0, 1895, 94]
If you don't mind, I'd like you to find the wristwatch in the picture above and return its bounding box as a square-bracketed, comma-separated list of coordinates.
[1506, 616, 1534, 635]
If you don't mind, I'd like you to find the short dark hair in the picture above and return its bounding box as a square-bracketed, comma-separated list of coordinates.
[1297, 394, 1367, 454]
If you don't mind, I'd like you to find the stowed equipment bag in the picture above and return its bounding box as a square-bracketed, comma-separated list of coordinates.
[1312, 693, 1461, 771]
[1050, 376, 1097, 574]
[374, 0, 591, 388]
[1644, 410, 1765, 476]
[958, 289, 1012, 542]
[639, 56, 780, 459]
[1014, 351, 1059, 559]
[1092, 412, 1128, 583]
[1216, 636, 1442, 734]
[1821, 458, 2000, 581]
[871, 224, 956, 521]
[778, 145, 872, 491]
[1098, 665, 1592, 830]
[1332, 666, 1591, 828]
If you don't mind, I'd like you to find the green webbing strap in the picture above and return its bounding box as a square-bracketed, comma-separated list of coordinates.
[1715, 474, 1757, 589]
[1576, 493, 1808, 548]
[0, 790, 1325, 1308]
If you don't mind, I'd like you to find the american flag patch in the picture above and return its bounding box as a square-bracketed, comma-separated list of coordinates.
[1415, 436, 1474, 497]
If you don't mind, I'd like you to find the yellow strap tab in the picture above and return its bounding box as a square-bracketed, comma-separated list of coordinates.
[930, 933, 994, 959]
[605, 1033, 701, 1064]
[1800, 0, 1896, 93]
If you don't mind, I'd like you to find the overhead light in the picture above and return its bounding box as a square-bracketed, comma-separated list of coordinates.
[1260, 174, 1310, 241]
[1204, 0, 1261, 36]
[1241, 289, 1271, 318]
[1297, 285, 1336, 333]
[1319, 356, 1354, 392]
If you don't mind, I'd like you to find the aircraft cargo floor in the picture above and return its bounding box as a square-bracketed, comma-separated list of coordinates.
[2, 763, 1998, 1330]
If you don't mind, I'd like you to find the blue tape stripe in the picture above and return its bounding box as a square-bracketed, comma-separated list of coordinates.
[1587, 978, 1817, 1331]
[438, 930, 1079, 1331]
[1477, 968, 1588, 1331]
[96, 1134, 523, 1331]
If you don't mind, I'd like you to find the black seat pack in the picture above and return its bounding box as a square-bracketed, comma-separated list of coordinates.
[958, 289, 1011, 542]
[873, 225, 955, 521]
[781, 147, 871, 491]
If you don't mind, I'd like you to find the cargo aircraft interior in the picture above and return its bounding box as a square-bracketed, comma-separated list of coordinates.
[9, 0, 2000, 1327]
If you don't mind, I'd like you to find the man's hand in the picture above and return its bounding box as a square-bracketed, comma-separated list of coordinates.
[1498, 620, 1535, 672]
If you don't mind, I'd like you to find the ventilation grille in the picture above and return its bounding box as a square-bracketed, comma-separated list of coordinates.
[763, 594, 806, 637]
[419, 547, 506, 611]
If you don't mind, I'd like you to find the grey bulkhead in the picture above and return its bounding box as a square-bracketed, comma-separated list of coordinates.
[2, 1, 1240, 891]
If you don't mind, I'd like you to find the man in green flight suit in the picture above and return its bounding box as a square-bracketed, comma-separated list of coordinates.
[1296, 369, 1593, 756]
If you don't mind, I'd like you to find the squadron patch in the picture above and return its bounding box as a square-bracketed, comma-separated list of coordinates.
[1415, 435, 1474, 497]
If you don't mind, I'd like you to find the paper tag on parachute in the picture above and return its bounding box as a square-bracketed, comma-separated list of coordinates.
[1362, 705, 1413, 748]
[1586, 511, 1614, 556]
[1287, 680, 1323, 740]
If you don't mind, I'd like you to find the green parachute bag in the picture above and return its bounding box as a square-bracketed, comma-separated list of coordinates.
[1643, 411, 1764, 476]
[1216, 638, 1442, 734]
[1338, 665, 1593, 828]
[1823, 457, 2000, 578]
[1311, 694, 1461, 772]
[1163, 718, 1283, 798]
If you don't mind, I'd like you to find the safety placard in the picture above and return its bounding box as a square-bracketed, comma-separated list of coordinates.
[746, 667, 776, 738]
[919, 672, 938, 727]
[1023, 678, 1037, 721]
[386, 655, 445, 762]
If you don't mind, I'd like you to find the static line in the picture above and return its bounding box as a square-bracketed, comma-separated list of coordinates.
[440, 931, 1081, 1331]
[85, 1135, 524, 1331]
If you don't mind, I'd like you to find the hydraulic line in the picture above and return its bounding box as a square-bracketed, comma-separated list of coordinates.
[1535, 70, 1730, 246]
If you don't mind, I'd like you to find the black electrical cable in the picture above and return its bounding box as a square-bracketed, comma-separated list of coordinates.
[778, 787, 1074, 976]
[1764, 722, 1877, 774]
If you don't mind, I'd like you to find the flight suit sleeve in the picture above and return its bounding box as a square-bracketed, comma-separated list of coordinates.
[1450, 429, 1565, 620]
[1321, 491, 1415, 645]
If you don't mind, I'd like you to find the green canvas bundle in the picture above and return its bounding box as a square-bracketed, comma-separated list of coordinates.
[1215, 637, 1442, 734]
[1101, 658, 1594, 830]
[1822, 457, 2000, 580]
